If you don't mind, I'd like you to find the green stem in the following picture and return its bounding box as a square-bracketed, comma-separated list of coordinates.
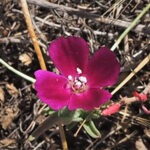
[111, 3, 150, 51]
[0, 58, 36, 83]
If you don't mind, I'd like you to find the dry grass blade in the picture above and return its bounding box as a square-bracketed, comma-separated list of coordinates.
[118, 130, 137, 144]
[115, 0, 133, 20]
[91, 125, 122, 149]
[119, 111, 150, 127]
[102, 0, 125, 17]
[111, 53, 150, 95]
[135, 117, 150, 127]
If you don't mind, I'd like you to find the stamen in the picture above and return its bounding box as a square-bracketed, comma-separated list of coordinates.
[75, 81, 82, 87]
[68, 75, 73, 80]
[79, 76, 87, 83]
[68, 73, 88, 93]
[76, 67, 82, 74]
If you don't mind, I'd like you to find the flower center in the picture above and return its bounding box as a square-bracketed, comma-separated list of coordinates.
[68, 68, 88, 93]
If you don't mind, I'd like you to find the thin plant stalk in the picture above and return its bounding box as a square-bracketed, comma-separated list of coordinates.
[111, 3, 150, 51]
[19, 0, 68, 149]
[0, 58, 35, 83]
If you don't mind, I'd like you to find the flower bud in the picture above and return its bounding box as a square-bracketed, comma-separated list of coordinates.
[101, 103, 121, 116]
[133, 91, 147, 101]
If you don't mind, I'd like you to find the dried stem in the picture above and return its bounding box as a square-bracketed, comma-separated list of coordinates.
[58, 122, 68, 150]
[20, 0, 68, 149]
[20, 0, 47, 70]
[74, 110, 94, 137]
[74, 119, 86, 137]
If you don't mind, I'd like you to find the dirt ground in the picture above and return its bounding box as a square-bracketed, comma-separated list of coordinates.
[0, 0, 150, 150]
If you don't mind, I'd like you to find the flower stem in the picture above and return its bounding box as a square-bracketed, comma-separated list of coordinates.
[0, 58, 36, 83]
[111, 3, 150, 51]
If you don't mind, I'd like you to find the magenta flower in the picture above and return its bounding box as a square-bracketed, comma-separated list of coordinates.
[34, 37, 120, 110]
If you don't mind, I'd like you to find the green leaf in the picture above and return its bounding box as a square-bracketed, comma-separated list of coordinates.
[100, 100, 111, 109]
[44, 106, 56, 115]
[58, 107, 83, 124]
[83, 120, 101, 138]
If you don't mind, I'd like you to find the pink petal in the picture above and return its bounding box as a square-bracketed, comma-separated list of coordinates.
[68, 88, 112, 110]
[34, 70, 71, 110]
[85, 47, 120, 87]
[49, 36, 89, 77]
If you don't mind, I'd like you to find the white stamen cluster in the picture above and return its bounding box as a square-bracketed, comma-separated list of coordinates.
[67, 68, 88, 93]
